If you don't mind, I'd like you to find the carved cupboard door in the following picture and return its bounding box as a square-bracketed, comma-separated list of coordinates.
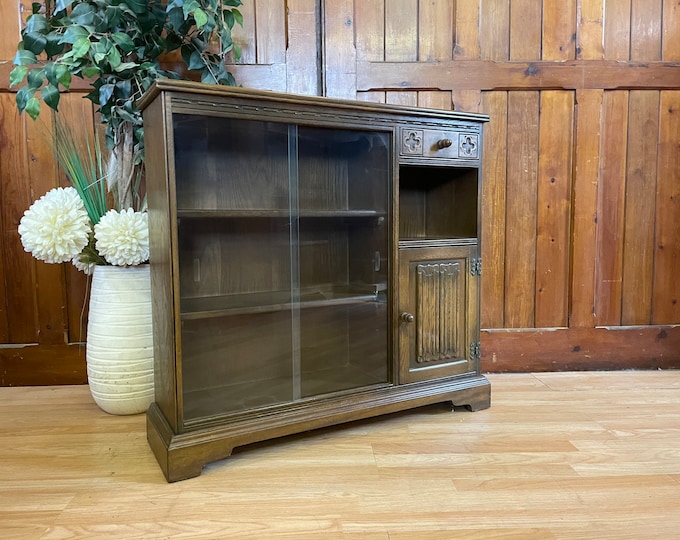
[398, 245, 480, 384]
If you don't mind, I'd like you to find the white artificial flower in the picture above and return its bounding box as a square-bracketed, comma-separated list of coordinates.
[18, 187, 91, 264]
[94, 208, 149, 266]
[71, 255, 96, 275]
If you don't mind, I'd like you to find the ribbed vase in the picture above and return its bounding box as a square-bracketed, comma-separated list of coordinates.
[86, 264, 154, 415]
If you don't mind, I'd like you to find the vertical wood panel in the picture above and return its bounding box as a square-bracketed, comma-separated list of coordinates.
[417, 91, 452, 111]
[0, 0, 20, 58]
[419, 0, 453, 61]
[25, 111, 68, 346]
[603, 0, 631, 60]
[232, 0, 256, 63]
[453, 0, 480, 59]
[356, 91, 386, 104]
[594, 90, 629, 326]
[571, 89, 603, 328]
[355, 0, 384, 61]
[479, 0, 510, 61]
[385, 0, 418, 62]
[662, 0, 680, 60]
[652, 90, 680, 324]
[323, 0, 356, 98]
[535, 91, 574, 328]
[0, 96, 38, 343]
[255, 0, 286, 64]
[386, 92, 417, 107]
[543, 0, 577, 61]
[630, 0, 662, 61]
[504, 91, 539, 328]
[480, 91, 508, 329]
[576, 0, 604, 60]
[509, 0, 542, 60]
[452, 91, 481, 113]
[286, 0, 320, 95]
[621, 91, 659, 325]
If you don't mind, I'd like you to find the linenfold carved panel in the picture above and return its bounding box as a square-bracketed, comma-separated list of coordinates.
[415, 262, 462, 364]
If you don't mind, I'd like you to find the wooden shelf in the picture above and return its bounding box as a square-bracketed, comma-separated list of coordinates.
[180, 283, 387, 320]
[177, 209, 386, 219]
[399, 237, 478, 248]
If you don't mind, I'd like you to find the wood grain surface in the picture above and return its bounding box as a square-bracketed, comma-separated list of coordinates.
[1, 371, 679, 539]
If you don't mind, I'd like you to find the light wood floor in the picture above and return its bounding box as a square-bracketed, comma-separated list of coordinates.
[1, 371, 679, 539]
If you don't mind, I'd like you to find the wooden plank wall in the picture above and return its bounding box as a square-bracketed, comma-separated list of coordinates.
[1, 0, 679, 384]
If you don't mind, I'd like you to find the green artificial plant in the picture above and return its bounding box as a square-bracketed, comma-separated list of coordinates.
[10, 0, 242, 209]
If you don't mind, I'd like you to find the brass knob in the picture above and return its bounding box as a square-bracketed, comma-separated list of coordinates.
[400, 312, 415, 323]
[437, 138, 453, 149]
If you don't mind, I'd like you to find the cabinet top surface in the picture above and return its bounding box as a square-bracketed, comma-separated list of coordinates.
[138, 79, 489, 124]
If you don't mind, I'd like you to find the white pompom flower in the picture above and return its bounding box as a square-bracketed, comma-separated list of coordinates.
[18, 187, 91, 264]
[71, 255, 96, 275]
[94, 208, 149, 266]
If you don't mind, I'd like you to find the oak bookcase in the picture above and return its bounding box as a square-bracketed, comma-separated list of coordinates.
[139, 80, 490, 482]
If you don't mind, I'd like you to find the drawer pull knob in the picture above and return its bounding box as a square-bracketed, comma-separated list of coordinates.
[400, 312, 415, 323]
[437, 138, 453, 149]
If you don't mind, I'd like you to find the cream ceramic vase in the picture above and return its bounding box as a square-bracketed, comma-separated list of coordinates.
[86, 264, 154, 415]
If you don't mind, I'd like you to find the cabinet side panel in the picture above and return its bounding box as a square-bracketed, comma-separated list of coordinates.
[145, 96, 180, 430]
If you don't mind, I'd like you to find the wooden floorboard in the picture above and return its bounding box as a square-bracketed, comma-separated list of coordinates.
[1, 371, 679, 539]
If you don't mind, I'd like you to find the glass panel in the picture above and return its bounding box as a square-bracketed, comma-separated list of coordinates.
[297, 128, 390, 397]
[172, 114, 294, 420]
[173, 114, 290, 212]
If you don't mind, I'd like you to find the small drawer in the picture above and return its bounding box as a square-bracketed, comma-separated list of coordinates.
[400, 128, 479, 160]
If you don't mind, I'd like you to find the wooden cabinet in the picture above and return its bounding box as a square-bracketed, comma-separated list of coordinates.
[139, 80, 490, 482]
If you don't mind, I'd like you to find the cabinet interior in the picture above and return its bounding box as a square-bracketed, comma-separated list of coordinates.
[171, 113, 390, 419]
[398, 165, 478, 240]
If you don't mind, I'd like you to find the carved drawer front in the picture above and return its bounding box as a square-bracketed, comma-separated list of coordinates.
[399, 128, 479, 160]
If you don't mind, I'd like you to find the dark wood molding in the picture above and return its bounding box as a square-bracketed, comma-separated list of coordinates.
[0, 344, 87, 386]
[357, 60, 680, 92]
[481, 326, 680, 372]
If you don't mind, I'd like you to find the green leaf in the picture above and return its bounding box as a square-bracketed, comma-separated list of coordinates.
[25, 13, 49, 34]
[201, 69, 217, 84]
[82, 66, 100, 78]
[70, 3, 96, 26]
[16, 86, 34, 113]
[166, 7, 184, 30]
[232, 8, 243, 26]
[106, 47, 122, 69]
[13, 49, 37, 66]
[183, 0, 200, 18]
[55, 0, 75, 12]
[188, 50, 204, 70]
[98, 83, 114, 107]
[45, 63, 71, 88]
[9, 66, 27, 88]
[44, 34, 65, 57]
[115, 79, 132, 99]
[25, 96, 41, 120]
[61, 26, 89, 45]
[194, 7, 208, 28]
[111, 33, 135, 52]
[58, 70, 72, 89]
[22, 32, 48, 55]
[26, 67, 45, 89]
[114, 61, 139, 72]
[127, 0, 147, 14]
[71, 37, 91, 59]
[41, 84, 61, 111]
